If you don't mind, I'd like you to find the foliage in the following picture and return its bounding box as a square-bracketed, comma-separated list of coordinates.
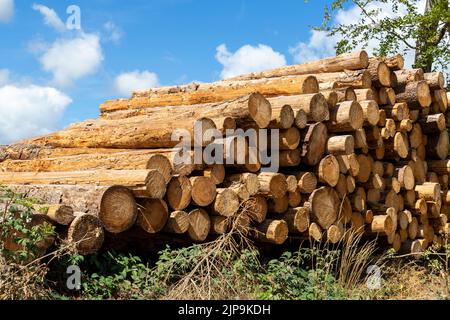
[318, 0, 450, 76]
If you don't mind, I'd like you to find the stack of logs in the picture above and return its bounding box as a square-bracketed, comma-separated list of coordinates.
[1, 50, 449, 258]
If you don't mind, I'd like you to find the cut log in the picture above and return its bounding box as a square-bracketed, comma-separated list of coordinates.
[278, 127, 301, 150]
[40, 204, 74, 225]
[227, 51, 369, 80]
[308, 187, 340, 229]
[257, 172, 288, 198]
[163, 210, 189, 234]
[424, 72, 445, 90]
[426, 130, 449, 160]
[371, 55, 404, 70]
[67, 213, 104, 255]
[314, 70, 372, 89]
[321, 90, 339, 107]
[308, 222, 323, 241]
[300, 122, 328, 166]
[286, 175, 298, 193]
[211, 188, 239, 217]
[288, 188, 302, 208]
[268, 196, 289, 214]
[326, 224, 344, 244]
[224, 173, 259, 196]
[101, 76, 316, 114]
[384, 132, 409, 159]
[427, 160, 450, 175]
[210, 216, 230, 235]
[378, 87, 396, 105]
[326, 101, 364, 133]
[268, 93, 329, 122]
[354, 88, 375, 101]
[269, 105, 294, 129]
[382, 102, 409, 121]
[415, 183, 441, 202]
[279, 149, 302, 167]
[316, 155, 340, 187]
[280, 207, 310, 233]
[295, 172, 318, 194]
[395, 80, 431, 109]
[366, 60, 391, 87]
[394, 165, 415, 191]
[187, 208, 211, 242]
[359, 100, 380, 125]
[418, 113, 446, 134]
[189, 177, 217, 206]
[245, 195, 268, 223]
[99, 186, 137, 233]
[370, 215, 394, 235]
[136, 199, 169, 234]
[253, 220, 288, 244]
[166, 176, 192, 211]
[394, 69, 424, 85]
[327, 135, 354, 155]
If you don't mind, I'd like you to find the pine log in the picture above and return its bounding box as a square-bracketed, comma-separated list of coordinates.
[424, 72, 445, 90]
[166, 175, 192, 211]
[136, 199, 169, 233]
[245, 195, 268, 223]
[227, 51, 369, 80]
[253, 220, 289, 245]
[163, 210, 189, 234]
[418, 113, 446, 134]
[326, 101, 364, 133]
[67, 213, 104, 255]
[370, 55, 404, 70]
[269, 105, 294, 129]
[300, 122, 328, 166]
[354, 88, 375, 101]
[366, 60, 391, 87]
[308, 187, 340, 229]
[426, 130, 449, 160]
[316, 155, 340, 187]
[268, 196, 289, 214]
[314, 70, 372, 89]
[189, 177, 217, 206]
[395, 80, 431, 109]
[100, 186, 137, 233]
[327, 135, 354, 155]
[359, 100, 380, 125]
[224, 173, 259, 196]
[279, 149, 302, 167]
[187, 208, 211, 242]
[280, 207, 310, 233]
[257, 172, 288, 198]
[378, 87, 396, 105]
[210, 188, 239, 217]
[268, 93, 329, 122]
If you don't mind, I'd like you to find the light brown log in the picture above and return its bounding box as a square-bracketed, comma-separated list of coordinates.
[100, 186, 137, 233]
[353, 129, 368, 150]
[427, 160, 450, 175]
[257, 172, 288, 198]
[408, 217, 419, 240]
[365, 126, 383, 149]
[279, 149, 302, 167]
[224, 173, 259, 196]
[394, 165, 415, 191]
[300, 122, 328, 166]
[315, 70, 372, 89]
[397, 119, 413, 133]
[280, 207, 310, 233]
[426, 130, 449, 160]
[346, 175, 356, 194]
[371, 55, 404, 70]
[166, 176, 192, 211]
[40, 204, 74, 225]
[335, 174, 348, 199]
[370, 215, 394, 234]
[326, 101, 364, 132]
[211, 188, 239, 217]
[308, 187, 340, 229]
[351, 212, 365, 233]
[136, 199, 169, 233]
[316, 155, 340, 187]
[354, 88, 375, 101]
[308, 222, 323, 242]
[323, 87, 357, 102]
[367, 60, 391, 87]
[268, 196, 289, 214]
[384, 132, 409, 159]
[278, 127, 301, 150]
[336, 153, 360, 177]
[320, 90, 339, 107]
[415, 183, 441, 202]
[245, 195, 268, 223]
[67, 213, 104, 255]
[228, 51, 368, 80]
[187, 208, 211, 242]
[424, 72, 445, 90]
[395, 80, 431, 109]
[269, 104, 294, 129]
[101, 76, 317, 115]
[326, 224, 344, 244]
[382, 102, 409, 121]
[189, 177, 217, 206]
[356, 154, 372, 183]
[378, 87, 396, 105]
[359, 100, 380, 125]
[419, 113, 446, 134]
[394, 69, 424, 85]
[268, 93, 329, 122]
[253, 219, 288, 245]
[288, 188, 302, 208]
[285, 175, 298, 193]
[295, 172, 317, 194]
[327, 135, 354, 155]
[209, 216, 230, 235]
[163, 210, 189, 234]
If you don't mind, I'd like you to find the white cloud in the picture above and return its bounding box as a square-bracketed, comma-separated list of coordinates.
[103, 21, 123, 44]
[0, 0, 14, 23]
[215, 44, 286, 79]
[114, 70, 159, 96]
[39, 33, 103, 86]
[0, 69, 9, 86]
[0, 84, 72, 144]
[32, 3, 66, 32]
[290, 0, 426, 69]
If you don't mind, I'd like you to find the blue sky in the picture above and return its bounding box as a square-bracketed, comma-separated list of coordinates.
[0, 0, 411, 144]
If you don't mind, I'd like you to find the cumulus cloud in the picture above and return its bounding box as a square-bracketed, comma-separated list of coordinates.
[0, 69, 9, 86]
[215, 44, 286, 79]
[290, 0, 426, 68]
[114, 70, 159, 96]
[32, 3, 66, 32]
[103, 21, 123, 44]
[0, 0, 14, 23]
[0, 84, 72, 144]
[39, 33, 103, 87]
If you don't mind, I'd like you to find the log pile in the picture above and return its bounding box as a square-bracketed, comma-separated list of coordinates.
[1, 50, 449, 258]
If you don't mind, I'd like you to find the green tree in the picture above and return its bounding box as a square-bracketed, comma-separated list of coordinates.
[319, 0, 450, 75]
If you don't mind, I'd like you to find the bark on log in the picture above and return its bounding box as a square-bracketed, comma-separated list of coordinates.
[67, 213, 105, 255]
[268, 93, 329, 122]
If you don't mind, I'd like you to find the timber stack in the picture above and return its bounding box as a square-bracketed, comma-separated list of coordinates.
[1, 50, 449, 259]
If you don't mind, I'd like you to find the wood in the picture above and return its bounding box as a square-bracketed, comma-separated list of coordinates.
[189, 176, 217, 206]
[99, 186, 137, 233]
[269, 104, 294, 129]
[308, 222, 323, 241]
[268, 196, 289, 214]
[268, 94, 329, 122]
[280, 207, 310, 233]
[41, 204, 74, 225]
[326, 101, 364, 133]
[101, 76, 317, 115]
[224, 173, 259, 196]
[136, 199, 169, 233]
[210, 216, 230, 235]
[245, 195, 268, 223]
[278, 127, 301, 150]
[211, 188, 239, 217]
[370, 215, 394, 235]
[394, 69, 424, 85]
[367, 60, 391, 87]
[166, 175, 192, 211]
[371, 55, 404, 70]
[395, 80, 431, 109]
[378, 87, 396, 105]
[418, 113, 446, 134]
[384, 132, 409, 159]
[295, 172, 317, 194]
[254, 219, 289, 245]
[257, 172, 288, 198]
[67, 213, 104, 255]
[327, 135, 354, 155]
[187, 208, 211, 242]
[288, 188, 302, 208]
[227, 51, 369, 80]
[163, 210, 189, 234]
[424, 72, 445, 90]
[308, 187, 340, 229]
[316, 155, 340, 187]
[354, 89, 375, 101]
[415, 183, 441, 202]
[314, 70, 372, 89]
[279, 149, 302, 167]
[359, 100, 380, 125]
[426, 130, 449, 160]
[300, 122, 328, 166]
